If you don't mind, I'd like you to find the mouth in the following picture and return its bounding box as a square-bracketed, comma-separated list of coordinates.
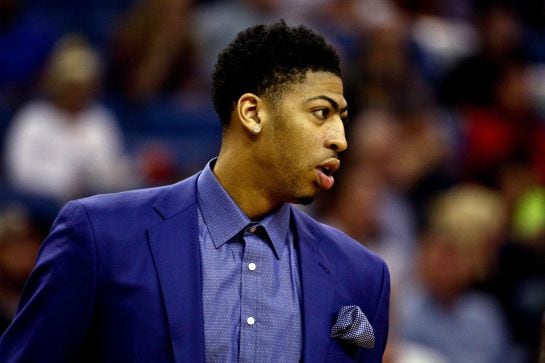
[316, 158, 340, 191]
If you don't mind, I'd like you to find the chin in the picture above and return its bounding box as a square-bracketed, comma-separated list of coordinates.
[286, 179, 318, 205]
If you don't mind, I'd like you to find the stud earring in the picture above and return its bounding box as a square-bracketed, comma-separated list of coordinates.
[252, 125, 261, 134]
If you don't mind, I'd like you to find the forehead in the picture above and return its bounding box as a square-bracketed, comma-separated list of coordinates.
[282, 71, 346, 107]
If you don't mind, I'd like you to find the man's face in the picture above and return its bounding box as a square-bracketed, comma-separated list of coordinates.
[256, 71, 348, 205]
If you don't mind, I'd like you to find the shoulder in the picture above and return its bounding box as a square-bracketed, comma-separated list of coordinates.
[9, 100, 54, 130]
[67, 173, 200, 227]
[15, 99, 50, 116]
[75, 184, 168, 213]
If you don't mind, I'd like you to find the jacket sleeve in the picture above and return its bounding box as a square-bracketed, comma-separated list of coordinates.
[357, 262, 391, 363]
[0, 200, 98, 363]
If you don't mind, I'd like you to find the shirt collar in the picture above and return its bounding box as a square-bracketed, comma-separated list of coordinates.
[256, 202, 291, 259]
[197, 159, 291, 259]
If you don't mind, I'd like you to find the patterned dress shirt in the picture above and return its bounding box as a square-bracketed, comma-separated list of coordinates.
[197, 161, 302, 362]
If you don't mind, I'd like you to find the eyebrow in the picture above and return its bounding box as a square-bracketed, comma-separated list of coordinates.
[305, 95, 348, 114]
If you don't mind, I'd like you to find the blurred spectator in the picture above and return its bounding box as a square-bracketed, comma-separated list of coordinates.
[438, 2, 523, 108]
[397, 185, 520, 363]
[306, 0, 396, 69]
[489, 0, 545, 63]
[489, 231, 545, 362]
[458, 60, 545, 186]
[391, 108, 453, 192]
[0, 204, 41, 334]
[484, 166, 545, 361]
[391, 107, 456, 231]
[107, 0, 199, 102]
[4, 34, 133, 201]
[193, 0, 281, 80]
[345, 15, 432, 116]
[512, 186, 545, 243]
[397, 0, 478, 84]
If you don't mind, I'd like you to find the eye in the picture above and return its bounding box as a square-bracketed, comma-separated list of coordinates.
[312, 108, 330, 120]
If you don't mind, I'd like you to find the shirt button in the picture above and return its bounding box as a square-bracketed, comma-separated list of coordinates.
[248, 262, 256, 271]
[247, 316, 255, 326]
[248, 226, 257, 233]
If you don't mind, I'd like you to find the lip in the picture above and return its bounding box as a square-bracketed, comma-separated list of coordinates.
[315, 158, 340, 191]
[316, 158, 341, 176]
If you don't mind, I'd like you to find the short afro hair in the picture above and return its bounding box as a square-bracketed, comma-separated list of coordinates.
[211, 20, 341, 127]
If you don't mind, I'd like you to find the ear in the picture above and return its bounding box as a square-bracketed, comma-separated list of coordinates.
[236, 93, 263, 135]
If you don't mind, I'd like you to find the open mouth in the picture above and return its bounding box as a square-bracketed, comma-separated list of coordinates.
[316, 159, 340, 191]
[318, 166, 333, 177]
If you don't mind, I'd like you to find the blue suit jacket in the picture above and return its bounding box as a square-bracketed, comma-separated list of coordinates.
[0, 173, 390, 362]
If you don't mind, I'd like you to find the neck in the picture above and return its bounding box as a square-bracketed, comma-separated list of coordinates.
[213, 150, 281, 220]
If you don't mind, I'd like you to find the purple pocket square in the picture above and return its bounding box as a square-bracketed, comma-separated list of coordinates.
[330, 305, 375, 349]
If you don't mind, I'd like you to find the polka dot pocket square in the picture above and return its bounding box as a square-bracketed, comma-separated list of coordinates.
[330, 305, 375, 349]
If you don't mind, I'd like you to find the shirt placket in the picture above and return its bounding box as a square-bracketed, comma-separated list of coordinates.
[239, 224, 262, 363]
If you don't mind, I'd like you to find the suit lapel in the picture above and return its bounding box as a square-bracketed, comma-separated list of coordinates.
[147, 175, 205, 363]
[293, 209, 336, 362]
[146, 176, 337, 362]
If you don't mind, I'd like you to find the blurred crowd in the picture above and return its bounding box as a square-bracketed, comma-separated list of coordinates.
[0, 0, 544, 362]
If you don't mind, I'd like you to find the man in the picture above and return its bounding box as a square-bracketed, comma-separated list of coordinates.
[0, 21, 389, 362]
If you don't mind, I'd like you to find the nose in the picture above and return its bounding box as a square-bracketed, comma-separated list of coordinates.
[325, 119, 347, 153]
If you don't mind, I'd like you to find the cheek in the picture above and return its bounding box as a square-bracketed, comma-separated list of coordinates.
[269, 114, 322, 169]
[279, 138, 315, 170]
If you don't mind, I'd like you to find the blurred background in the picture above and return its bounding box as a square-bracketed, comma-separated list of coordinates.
[0, 0, 544, 362]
